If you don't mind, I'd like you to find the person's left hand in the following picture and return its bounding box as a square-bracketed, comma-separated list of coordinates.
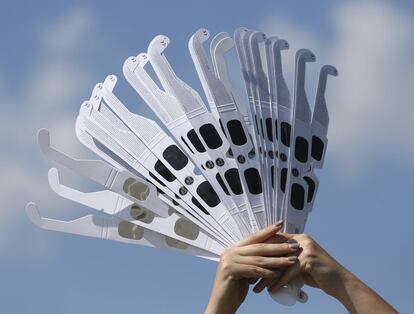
[205, 222, 300, 314]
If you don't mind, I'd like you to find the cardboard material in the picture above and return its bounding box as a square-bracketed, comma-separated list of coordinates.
[26, 27, 336, 306]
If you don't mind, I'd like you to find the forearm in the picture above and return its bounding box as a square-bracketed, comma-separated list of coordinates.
[333, 270, 397, 314]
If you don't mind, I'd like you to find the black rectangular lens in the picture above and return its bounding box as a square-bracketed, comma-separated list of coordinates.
[227, 120, 247, 145]
[271, 165, 274, 188]
[244, 168, 262, 195]
[163, 145, 189, 170]
[275, 119, 278, 140]
[280, 122, 291, 147]
[311, 136, 324, 161]
[280, 168, 287, 193]
[196, 181, 221, 207]
[260, 118, 264, 138]
[199, 124, 223, 149]
[266, 118, 273, 142]
[304, 176, 316, 203]
[290, 183, 305, 210]
[224, 168, 243, 195]
[154, 160, 176, 182]
[294, 136, 309, 163]
[187, 130, 206, 153]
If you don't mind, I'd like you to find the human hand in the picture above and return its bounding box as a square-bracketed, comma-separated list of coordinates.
[254, 233, 397, 314]
[205, 222, 300, 314]
[253, 233, 347, 296]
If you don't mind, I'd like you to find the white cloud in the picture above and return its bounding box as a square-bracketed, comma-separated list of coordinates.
[261, 1, 414, 176]
[40, 8, 97, 57]
[0, 8, 102, 259]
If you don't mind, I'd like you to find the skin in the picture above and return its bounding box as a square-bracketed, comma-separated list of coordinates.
[205, 225, 397, 314]
[205, 222, 299, 314]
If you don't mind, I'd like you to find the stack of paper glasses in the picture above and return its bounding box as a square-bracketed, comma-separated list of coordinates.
[26, 27, 337, 305]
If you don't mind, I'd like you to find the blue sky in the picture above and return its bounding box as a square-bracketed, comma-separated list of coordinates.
[1, 0, 413, 313]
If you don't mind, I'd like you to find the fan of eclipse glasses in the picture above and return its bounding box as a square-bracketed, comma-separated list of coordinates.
[26, 27, 337, 306]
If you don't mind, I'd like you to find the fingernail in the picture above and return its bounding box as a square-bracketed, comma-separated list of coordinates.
[275, 220, 284, 227]
[288, 256, 298, 262]
[288, 242, 300, 249]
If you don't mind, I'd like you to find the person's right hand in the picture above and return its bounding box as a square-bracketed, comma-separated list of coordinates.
[253, 233, 397, 314]
[253, 233, 348, 297]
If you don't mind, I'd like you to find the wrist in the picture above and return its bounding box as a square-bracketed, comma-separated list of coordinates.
[330, 267, 367, 310]
[205, 272, 243, 314]
[329, 266, 356, 299]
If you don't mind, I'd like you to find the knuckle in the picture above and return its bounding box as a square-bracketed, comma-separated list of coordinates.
[220, 247, 235, 260]
[220, 261, 231, 274]
[304, 260, 314, 273]
[297, 234, 315, 248]
[248, 265, 261, 275]
[253, 243, 266, 251]
[255, 257, 266, 267]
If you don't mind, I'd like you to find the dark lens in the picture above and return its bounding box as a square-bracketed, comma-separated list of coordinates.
[304, 176, 316, 203]
[271, 165, 274, 188]
[227, 120, 247, 145]
[266, 118, 273, 142]
[280, 122, 291, 147]
[224, 168, 243, 195]
[260, 118, 264, 138]
[163, 145, 189, 170]
[275, 119, 278, 140]
[244, 168, 262, 195]
[295, 136, 309, 163]
[197, 181, 221, 207]
[311, 136, 324, 161]
[191, 196, 210, 215]
[290, 183, 305, 210]
[154, 160, 176, 182]
[280, 168, 287, 193]
[187, 130, 206, 153]
[216, 173, 230, 195]
[199, 124, 223, 149]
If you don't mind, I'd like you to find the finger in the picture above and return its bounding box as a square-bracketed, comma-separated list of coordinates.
[268, 262, 301, 293]
[235, 255, 299, 269]
[233, 263, 282, 279]
[236, 221, 284, 247]
[276, 232, 298, 240]
[263, 234, 288, 244]
[238, 242, 300, 257]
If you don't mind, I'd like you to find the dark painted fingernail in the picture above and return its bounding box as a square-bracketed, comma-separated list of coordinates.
[288, 242, 300, 249]
[288, 256, 298, 262]
[275, 220, 284, 227]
